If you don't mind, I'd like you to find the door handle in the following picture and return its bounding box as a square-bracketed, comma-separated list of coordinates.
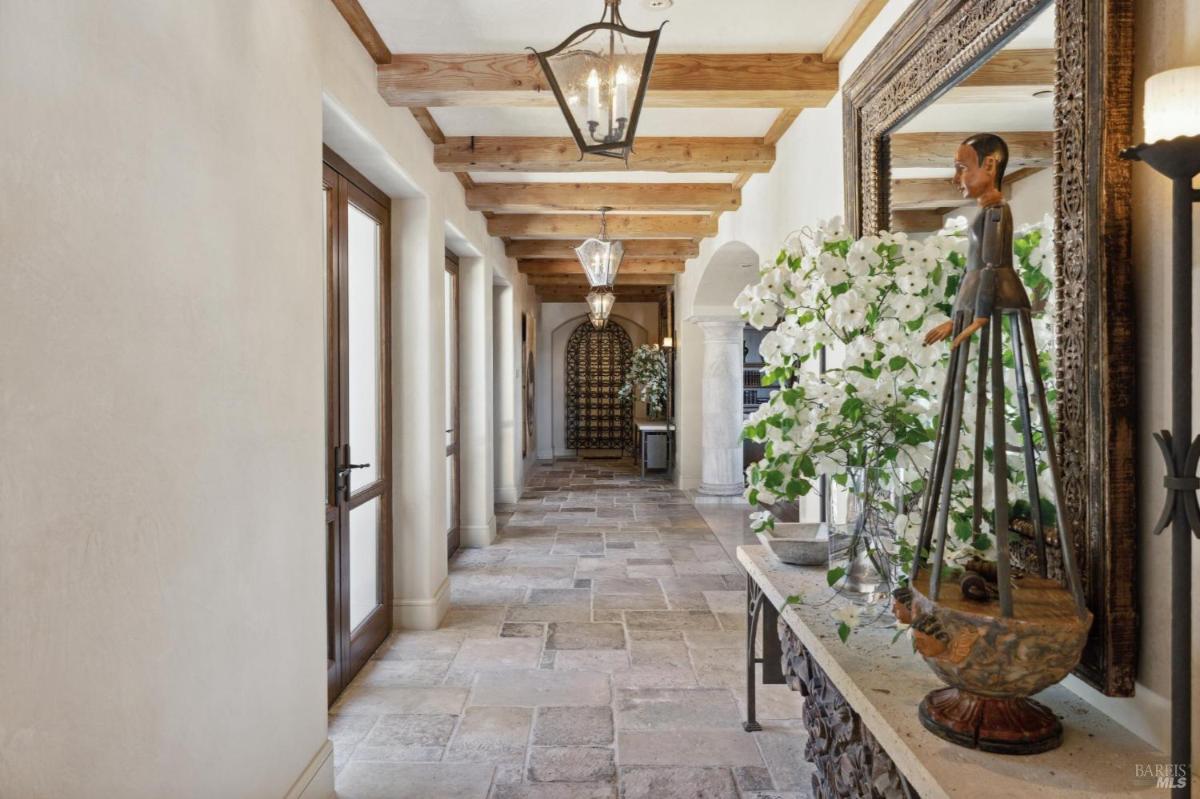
[334, 443, 371, 502]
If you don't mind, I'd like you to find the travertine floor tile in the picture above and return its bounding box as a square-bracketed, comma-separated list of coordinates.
[445, 705, 532, 766]
[618, 766, 739, 799]
[532, 706, 614, 745]
[617, 730, 764, 767]
[527, 746, 615, 782]
[336, 762, 494, 799]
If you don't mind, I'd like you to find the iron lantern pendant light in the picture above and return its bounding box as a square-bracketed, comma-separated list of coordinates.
[530, 0, 664, 162]
[588, 311, 608, 330]
[586, 286, 616, 324]
[576, 208, 625, 287]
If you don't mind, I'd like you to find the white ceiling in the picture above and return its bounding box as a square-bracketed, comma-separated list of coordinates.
[360, 0, 852, 54]
[430, 106, 780, 138]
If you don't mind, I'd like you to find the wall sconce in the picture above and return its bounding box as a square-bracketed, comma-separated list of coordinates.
[1120, 64, 1200, 797]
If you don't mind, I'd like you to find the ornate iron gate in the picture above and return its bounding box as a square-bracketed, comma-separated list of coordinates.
[565, 320, 633, 452]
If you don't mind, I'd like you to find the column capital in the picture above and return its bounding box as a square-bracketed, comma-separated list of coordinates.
[688, 315, 745, 341]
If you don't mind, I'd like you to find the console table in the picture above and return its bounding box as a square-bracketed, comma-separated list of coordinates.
[738, 544, 1164, 798]
[633, 417, 673, 478]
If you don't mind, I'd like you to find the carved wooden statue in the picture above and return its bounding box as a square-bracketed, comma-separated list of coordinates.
[902, 133, 1093, 755]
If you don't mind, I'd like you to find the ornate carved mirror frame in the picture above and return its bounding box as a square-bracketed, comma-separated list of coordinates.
[843, 0, 1136, 695]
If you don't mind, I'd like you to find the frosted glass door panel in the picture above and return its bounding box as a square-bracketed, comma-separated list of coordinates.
[444, 269, 458, 450]
[348, 203, 380, 491]
[349, 498, 380, 630]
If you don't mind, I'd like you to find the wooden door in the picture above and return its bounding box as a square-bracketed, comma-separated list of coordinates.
[324, 148, 392, 703]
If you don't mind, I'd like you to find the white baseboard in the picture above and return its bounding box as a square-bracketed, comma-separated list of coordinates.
[461, 516, 497, 548]
[536, 449, 555, 461]
[393, 575, 450, 630]
[496, 485, 520, 504]
[284, 739, 333, 799]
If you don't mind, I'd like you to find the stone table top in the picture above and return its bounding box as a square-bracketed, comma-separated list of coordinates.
[738, 544, 1165, 799]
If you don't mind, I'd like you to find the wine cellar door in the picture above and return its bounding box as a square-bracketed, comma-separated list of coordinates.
[564, 320, 633, 453]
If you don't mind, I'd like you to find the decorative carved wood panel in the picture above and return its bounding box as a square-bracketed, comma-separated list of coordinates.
[565, 321, 633, 452]
[780, 622, 916, 798]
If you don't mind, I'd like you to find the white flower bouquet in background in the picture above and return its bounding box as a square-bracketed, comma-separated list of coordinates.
[619, 344, 669, 417]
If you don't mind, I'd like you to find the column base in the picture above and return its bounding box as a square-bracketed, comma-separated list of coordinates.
[697, 481, 744, 497]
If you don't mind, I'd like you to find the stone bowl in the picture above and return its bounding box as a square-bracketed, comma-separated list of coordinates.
[756, 522, 828, 566]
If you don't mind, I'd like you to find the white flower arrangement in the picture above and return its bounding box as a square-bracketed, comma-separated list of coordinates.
[737, 213, 1058, 593]
[618, 344, 669, 417]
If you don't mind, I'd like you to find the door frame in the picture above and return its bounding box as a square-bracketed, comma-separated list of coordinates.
[323, 146, 393, 703]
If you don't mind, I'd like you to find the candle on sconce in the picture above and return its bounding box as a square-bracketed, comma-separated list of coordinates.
[614, 65, 630, 121]
[587, 69, 601, 125]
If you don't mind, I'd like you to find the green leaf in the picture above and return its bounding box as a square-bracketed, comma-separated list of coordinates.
[837, 622, 851, 643]
[888, 355, 909, 371]
[826, 566, 846, 587]
[953, 516, 972, 542]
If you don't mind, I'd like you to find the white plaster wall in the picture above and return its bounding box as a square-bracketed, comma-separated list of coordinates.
[0, 1, 330, 796]
[0, 1, 540, 795]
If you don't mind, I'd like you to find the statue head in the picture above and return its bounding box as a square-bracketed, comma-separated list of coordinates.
[953, 133, 1009, 203]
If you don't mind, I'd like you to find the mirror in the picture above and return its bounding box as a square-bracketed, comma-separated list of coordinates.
[841, 0, 1136, 696]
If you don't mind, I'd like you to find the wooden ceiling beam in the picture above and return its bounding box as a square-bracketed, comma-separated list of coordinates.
[889, 208, 952, 233]
[526, 273, 676, 287]
[890, 167, 1045, 211]
[890, 178, 971, 211]
[536, 289, 667, 303]
[489, 214, 716, 240]
[943, 50, 1055, 103]
[508, 239, 700, 259]
[330, 0, 390, 65]
[435, 137, 774, 173]
[378, 53, 836, 109]
[889, 131, 1053, 169]
[466, 182, 740, 213]
[822, 0, 889, 63]
[518, 259, 684, 275]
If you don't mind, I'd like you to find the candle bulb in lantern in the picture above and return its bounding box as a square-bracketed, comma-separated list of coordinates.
[586, 69, 601, 126]
[613, 65, 630, 121]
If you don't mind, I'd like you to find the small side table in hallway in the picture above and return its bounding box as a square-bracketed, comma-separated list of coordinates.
[633, 417, 673, 478]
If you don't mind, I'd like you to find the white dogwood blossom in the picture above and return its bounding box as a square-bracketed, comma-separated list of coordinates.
[738, 215, 1059, 575]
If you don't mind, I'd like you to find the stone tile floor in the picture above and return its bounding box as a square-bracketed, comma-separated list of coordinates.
[332, 458, 814, 799]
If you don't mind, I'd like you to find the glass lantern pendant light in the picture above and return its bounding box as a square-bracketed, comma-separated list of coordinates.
[530, 0, 665, 162]
[576, 208, 624, 288]
[589, 311, 608, 330]
[586, 286, 616, 324]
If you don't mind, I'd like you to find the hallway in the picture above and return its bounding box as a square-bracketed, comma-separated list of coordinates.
[329, 459, 811, 799]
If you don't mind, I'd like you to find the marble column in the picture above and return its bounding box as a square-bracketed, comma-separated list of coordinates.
[693, 316, 746, 496]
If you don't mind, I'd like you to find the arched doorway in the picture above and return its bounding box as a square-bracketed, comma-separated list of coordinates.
[564, 321, 633, 453]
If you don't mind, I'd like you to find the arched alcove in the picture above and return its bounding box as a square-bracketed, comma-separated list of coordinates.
[692, 240, 760, 313]
[546, 312, 650, 457]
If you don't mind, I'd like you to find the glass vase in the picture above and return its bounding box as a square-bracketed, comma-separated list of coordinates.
[826, 466, 902, 602]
